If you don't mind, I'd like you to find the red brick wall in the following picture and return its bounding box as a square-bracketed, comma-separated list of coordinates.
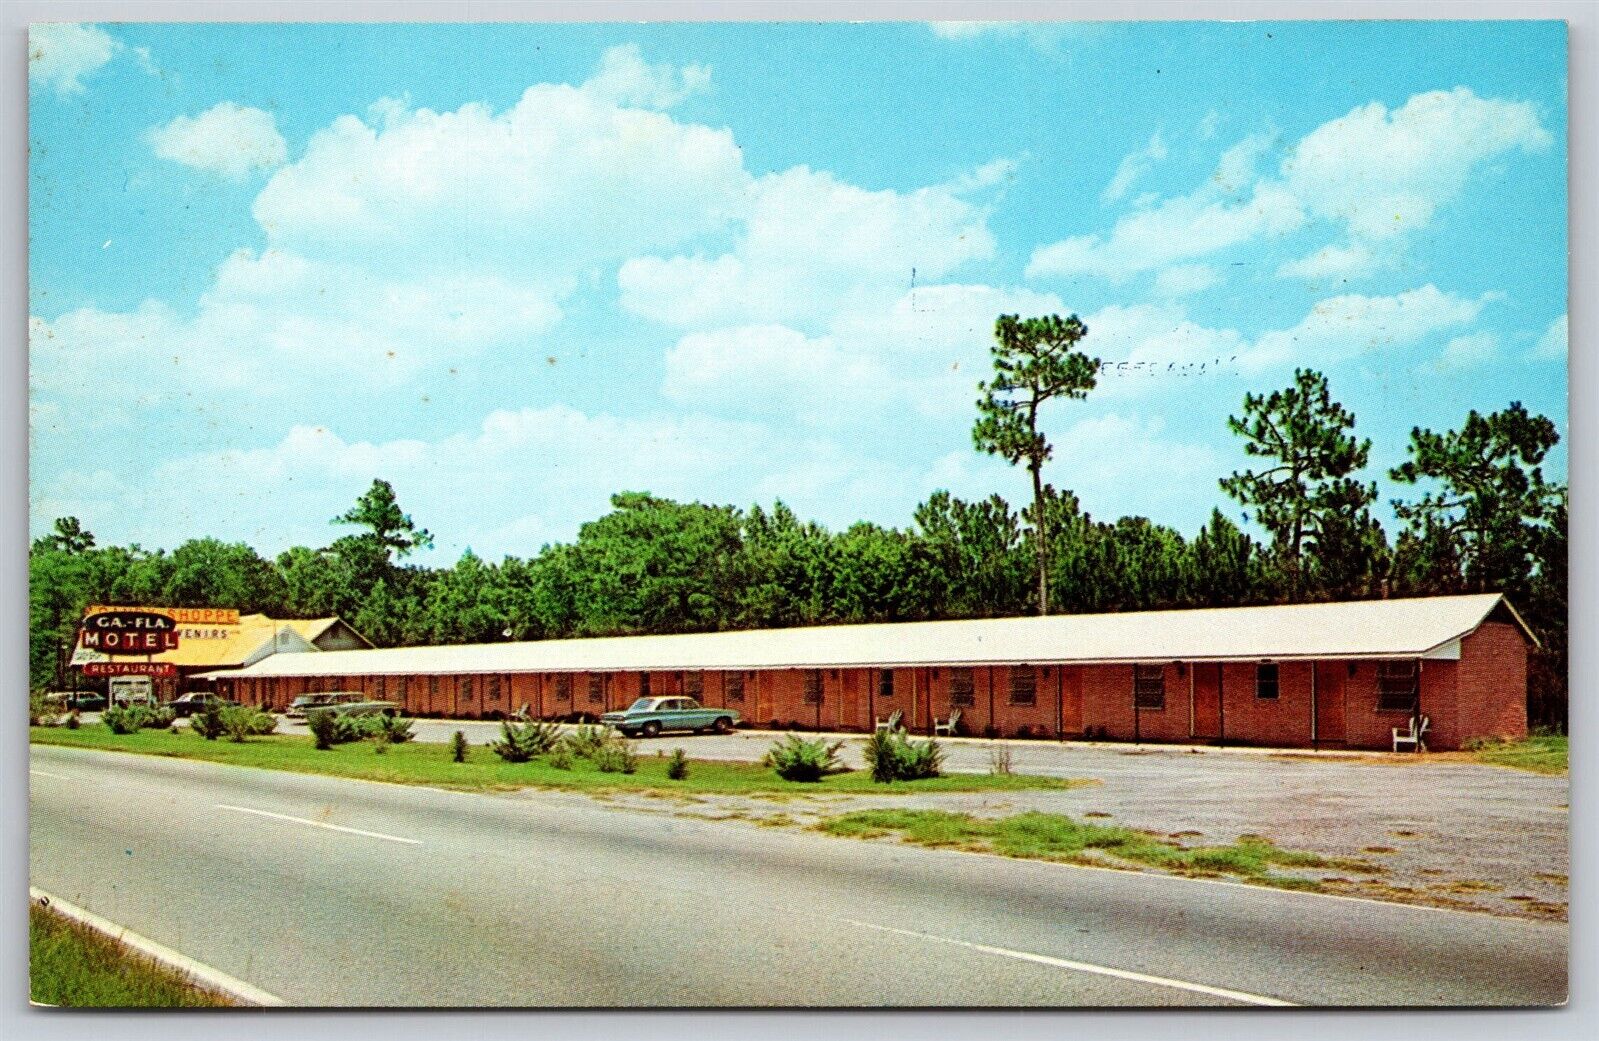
[1217, 661, 1314, 747]
[1455, 622, 1529, 746]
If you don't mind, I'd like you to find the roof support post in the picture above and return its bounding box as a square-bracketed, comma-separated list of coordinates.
[1188, 661, 1195, 741]
[1310, 660, 1319, 749]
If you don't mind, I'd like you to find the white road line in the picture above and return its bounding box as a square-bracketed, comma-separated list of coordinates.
[29, 769, 71, 780]
[215, 804, 422, 846]
[843, 919, 1297, 1007]
[31, 887, 284, 1006]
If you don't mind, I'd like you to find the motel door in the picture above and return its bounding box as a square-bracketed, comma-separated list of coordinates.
[1191, 663, 1222, 740]
[1314, 663, 1346, 744]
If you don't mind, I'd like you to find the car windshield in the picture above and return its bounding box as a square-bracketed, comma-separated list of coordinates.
[627, 698, 657, 712]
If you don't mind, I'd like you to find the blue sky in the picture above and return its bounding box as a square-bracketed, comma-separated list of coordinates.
[28, 20, 1568, 563]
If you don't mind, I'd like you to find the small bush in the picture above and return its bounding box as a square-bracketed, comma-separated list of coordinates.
[220, 706, 276, 743]
[307, 708, 361, 750]
[189, 701, 227, 740]
[562, 723, 619, 760]
[666, 748, 690, 780]
[594, 742, 638, 775]
[763, 733, 845, 783]
[1015, 725, 1034, 740]
[364, 714, 416, 745]
[64, 711, 81, 730]
[451, 730, 468, 763]
[104, 705, 174, 735]
[30, 692, 64, 727]
[490, 720, 561, 763]
[548, 746, 575, 770]
[372, 732, 390, 754]
[863, 724, 945, 783]
[988, 744, 1014, 776]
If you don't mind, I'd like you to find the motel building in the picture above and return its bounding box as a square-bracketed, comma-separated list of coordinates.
[201, 593, 1534, 752]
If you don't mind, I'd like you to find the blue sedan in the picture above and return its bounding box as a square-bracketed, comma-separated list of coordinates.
[601, 697, 740, 738]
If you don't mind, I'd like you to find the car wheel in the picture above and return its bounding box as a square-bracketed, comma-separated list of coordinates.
[641, 721, 661, 739]
[713, 717, 734, 735]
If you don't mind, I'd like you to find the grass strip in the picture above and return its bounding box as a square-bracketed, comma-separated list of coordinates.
[819, 808, 1370, 889]
[30, 726, 1080, 795]
[30, 903, 233, 1008]
[1468, 734, 1567, 775]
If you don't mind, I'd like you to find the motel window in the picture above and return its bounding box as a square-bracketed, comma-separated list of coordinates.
[486, 675, 501, 702]
[726, 673, 746, 703]
[1377, 661, 1419, 713]
[375, 675, 386, 699]
[458, 676, 474, 703]
[1009, 666, 1037, 707]
[394, 676, 408, 703]
[588, 675, 606, 704]
[1133, 665, 1165, 710]
[878, 669, 895, 700]
[685, 671, 703, 698]
[949, 668, 976, 708]
[554, 674, 572, 702]
[803, 670, 823, 705]
[1256, 663, 1279, 701]
[429, 676, 439, 700]
[639, 673, 651, 698]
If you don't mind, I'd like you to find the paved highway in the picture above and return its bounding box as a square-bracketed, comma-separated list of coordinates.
[30, 744, 1567, 1007]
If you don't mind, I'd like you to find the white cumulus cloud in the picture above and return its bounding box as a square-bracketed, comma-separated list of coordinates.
[1029, 87, 1550, 286]
[1529, 314, 1567, 361]
[29, 23, 119, 93]
[147, 103, 289, 180]
[1102, 133, 1168, 204]
[582, 43, 711, 110]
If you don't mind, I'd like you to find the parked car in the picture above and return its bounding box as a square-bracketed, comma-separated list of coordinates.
[286, 691, 364, 720]
[168, 692, 239, 717]
[601, 697, 739, 738]
[62, 693, 107, 712]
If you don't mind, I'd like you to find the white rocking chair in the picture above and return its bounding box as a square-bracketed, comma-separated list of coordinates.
[874, 709, 903, 733]
[933, 707, 962, 737]
[1392, 714, 1430, 753]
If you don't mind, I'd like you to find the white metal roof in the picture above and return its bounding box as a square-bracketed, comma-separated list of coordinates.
[197, 594, 1526, 680]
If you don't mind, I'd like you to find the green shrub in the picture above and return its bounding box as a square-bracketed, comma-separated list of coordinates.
[562, 723, 618, 759]
[547, 745, 575, 770]
[306, 709, 361, 750]
[490, 720, 561, 763]
[863, 725, 945, 782]
[364, 714, 416, 744]
[762, 733, 845, 782]
[189, 701, 227, 740]
[594, 742, 639, 774]
[30, 692, 63, 727]
[64, 711, 81, 730]
[104, 705, 174, 735]
[451, 730, 469, 763]
[666, 748, 690, 780]
[219, 706, 277, 743]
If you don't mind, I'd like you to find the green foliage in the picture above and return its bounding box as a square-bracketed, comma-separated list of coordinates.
[65, 711, 81, 730]
[593, 742, 639, 774]
[547, 745, 575, 770]
[30, 692, 63, 727]
[973, 313, 1100, 615]
[104, 705, 174, 735]
[666, 747, 690, 780]
[188, 701, 227, 741]
[1390, 403, 1562, 599]
[489, 720, 561, 763]
[333, 478, 434, 559]
[1220, 369, 1379, 601]
[450, 730, 469, 763]
[219, 706, 277, 742]
[306, 708, 360, 750]
[362, 713, 416, 744]
[863, 725, 944, 783]
[762, 733, 845, 782]
[561, 723, 619, 759]
[37, 516, 96, 554]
